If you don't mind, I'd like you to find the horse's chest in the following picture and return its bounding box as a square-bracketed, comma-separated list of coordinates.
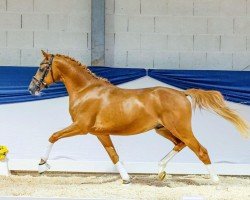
[69, 98, 99, 122]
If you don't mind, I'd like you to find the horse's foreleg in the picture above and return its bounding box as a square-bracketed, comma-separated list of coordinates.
[38, 123, 82, 174]
[97, 135, 130, 184]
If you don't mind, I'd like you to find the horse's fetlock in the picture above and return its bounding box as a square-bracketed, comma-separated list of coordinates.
[49, 134, 58, 143]
[199, 147, 209, 162]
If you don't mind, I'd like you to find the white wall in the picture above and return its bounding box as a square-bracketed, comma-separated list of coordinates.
[105, 0, 250, 70]
[1, 77, 250, 174]
[1, 0, 250, 70]
[0, 0, 91, 66]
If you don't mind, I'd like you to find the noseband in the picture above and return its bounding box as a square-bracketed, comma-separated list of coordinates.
[32, 55, 55, 90]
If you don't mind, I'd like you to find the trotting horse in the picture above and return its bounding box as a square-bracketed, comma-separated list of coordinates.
[29, 51, 249, 184]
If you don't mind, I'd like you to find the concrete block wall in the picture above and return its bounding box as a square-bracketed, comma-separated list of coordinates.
[0, 0, 91, 66]
[105, 0, 250, 70]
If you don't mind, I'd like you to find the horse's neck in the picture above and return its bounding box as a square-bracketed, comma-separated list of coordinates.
[56, 60, 97, 96]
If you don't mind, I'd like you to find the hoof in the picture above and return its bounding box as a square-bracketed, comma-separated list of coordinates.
[158, 171, 167, 181]
[122, 179, 131, 184]
[38, 162, 50, 174]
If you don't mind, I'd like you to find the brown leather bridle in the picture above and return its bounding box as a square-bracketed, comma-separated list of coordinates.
[32, 55, 55, 90]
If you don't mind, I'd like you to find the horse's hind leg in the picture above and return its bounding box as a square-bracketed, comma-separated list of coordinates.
[155, 127, 186, 180]
[182, 135, 219, 183]
[97, 135, 130, 184]
[163, 119, 219, 183]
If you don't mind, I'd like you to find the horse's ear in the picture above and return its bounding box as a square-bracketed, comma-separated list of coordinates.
[41, 50, 49, 59]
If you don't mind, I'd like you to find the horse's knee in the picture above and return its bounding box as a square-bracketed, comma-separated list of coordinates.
[49, 134, 59, 143]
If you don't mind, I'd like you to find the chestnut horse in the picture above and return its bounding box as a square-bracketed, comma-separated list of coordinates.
[29, 51, 249, 184]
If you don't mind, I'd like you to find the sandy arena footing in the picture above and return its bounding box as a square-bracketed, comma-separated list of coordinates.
[0, 172, 249, 200]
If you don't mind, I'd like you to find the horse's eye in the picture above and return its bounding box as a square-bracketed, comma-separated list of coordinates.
[39, 68, 44, 72]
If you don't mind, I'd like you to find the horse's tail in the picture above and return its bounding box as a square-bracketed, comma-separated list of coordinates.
[184, 89, 250, 138]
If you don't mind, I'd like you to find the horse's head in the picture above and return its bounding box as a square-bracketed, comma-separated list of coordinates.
[28, 50, 57, 96]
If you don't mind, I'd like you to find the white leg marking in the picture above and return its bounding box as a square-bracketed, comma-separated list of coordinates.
[38, 142, 53, 174]
[206, 164, 219, 183]
[41, 142, 53, 162]
[115, 161, 130, 183]
[159, 150, 178, 173]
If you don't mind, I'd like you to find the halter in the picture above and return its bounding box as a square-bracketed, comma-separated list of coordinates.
[32, 55, 55, 90]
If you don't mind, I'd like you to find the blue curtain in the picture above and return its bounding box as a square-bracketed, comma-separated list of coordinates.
[0, 66, 249, 105]
[148, 69, 250, 105]
[0, 66, 146, 104]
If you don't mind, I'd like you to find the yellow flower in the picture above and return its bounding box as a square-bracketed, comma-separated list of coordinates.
[0, 155, 5, 160]
[0, 146, 8, 161]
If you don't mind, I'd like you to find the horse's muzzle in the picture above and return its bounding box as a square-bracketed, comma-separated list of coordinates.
[28, 81, 40, 96]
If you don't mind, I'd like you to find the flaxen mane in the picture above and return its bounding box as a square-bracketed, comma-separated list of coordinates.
[56, 54, 110, 84]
